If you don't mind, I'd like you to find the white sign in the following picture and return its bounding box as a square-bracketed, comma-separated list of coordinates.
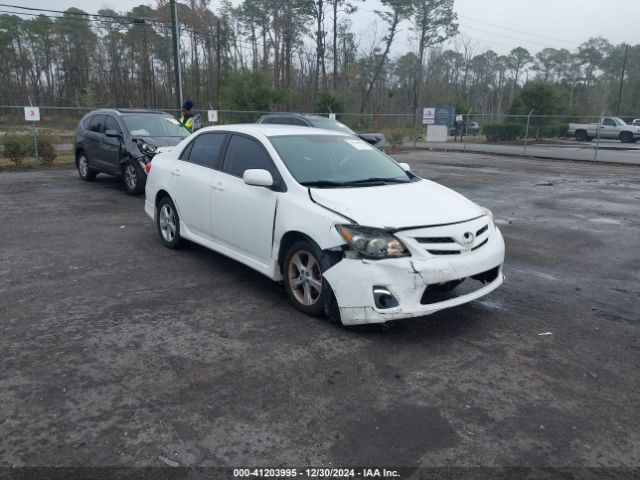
[328, 113, 336, 120]
[24, 106, 40, 122]
[207, 110, 218, 123]
[456, 114, 463, 122]
[422, 107, 435, 125]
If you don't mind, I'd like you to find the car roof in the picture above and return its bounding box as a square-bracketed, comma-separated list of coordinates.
[195, 123, 352, 138]
[86, 108, 170, 116]
[260, 113, 331, 120]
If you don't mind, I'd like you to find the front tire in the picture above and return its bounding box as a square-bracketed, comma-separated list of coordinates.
[156, 196, 181, 249]
[123, 160, 145, 195]
[283, 240, 327, 317]
[620, 131, 633, 143]
[77, 151, 96, 181]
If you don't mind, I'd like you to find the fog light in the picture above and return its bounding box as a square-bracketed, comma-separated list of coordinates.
[373, 287, 399, 309]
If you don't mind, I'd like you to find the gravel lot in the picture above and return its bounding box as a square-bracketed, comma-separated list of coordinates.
[1, 151, 639, 474]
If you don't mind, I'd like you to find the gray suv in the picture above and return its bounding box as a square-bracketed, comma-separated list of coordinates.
[257, 113, 386, 151]
[75, 109, 190, 194]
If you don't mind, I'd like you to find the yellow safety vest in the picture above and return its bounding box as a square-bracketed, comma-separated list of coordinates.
[179, 115, 194, 131]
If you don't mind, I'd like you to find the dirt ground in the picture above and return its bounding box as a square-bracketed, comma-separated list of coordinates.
[1, 151, 638, 478]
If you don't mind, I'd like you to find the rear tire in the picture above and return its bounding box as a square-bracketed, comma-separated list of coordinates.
[575, 130, 587, 142]
[123, 160, 145, 195]
[77, 151, 96, 181]
[156, 196, 181, 249]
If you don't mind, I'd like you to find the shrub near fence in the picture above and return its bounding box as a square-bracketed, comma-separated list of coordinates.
[483, 123, 524, 142]
[2, 135, 57, 166]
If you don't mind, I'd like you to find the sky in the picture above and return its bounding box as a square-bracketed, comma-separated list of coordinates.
[11, 0, 640, 57]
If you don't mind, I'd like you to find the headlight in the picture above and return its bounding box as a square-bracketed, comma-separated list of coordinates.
[137, 140, 158, 156]
[336, 225, 410, 259]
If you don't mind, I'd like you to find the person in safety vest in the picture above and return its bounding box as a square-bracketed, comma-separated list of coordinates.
[179, 99, 196, 131]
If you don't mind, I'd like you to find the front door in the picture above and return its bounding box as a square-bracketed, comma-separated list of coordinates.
[211, 134, 280, 266]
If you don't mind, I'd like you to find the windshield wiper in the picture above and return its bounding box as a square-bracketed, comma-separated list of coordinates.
[300, 180, 349, 188]
[346, 177, 409, 185]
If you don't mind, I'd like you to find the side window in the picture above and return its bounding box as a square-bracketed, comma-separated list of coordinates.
[289, 117, 308, 126]
[88, 115, 106, 133]
[269, 117, 296, 125]
[185, 133, 227, 169]
[104, 116, 121, 134]
[260, 117, 276, 124]
[222, 135, 278, 179]
[603, 118, 615, 127]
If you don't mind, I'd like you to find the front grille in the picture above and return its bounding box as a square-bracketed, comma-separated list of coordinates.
[471, 239, 488, 251]
[416, 237, 454, 244]
[420, 266, 500, 305]
[407, 219, 491, 256]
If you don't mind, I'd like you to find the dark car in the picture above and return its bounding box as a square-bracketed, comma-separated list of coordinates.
[449, 121, 481, 136]
[257, 113, 386, 151]
[75, 109, 190, 194]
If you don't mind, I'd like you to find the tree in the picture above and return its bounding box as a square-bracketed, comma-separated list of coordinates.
[360, 0, 412, 113]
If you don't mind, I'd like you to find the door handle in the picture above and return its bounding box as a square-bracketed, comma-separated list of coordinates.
[211, 182, 224, 191]
[171, 169, 180, 176]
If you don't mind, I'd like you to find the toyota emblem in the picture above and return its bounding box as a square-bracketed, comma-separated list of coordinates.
[460, 231, 475, 247]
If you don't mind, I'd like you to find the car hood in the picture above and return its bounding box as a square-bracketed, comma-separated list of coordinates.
[309, 179, 484, 229]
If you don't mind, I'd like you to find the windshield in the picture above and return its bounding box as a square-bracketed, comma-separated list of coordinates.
[122, 114, 190, 138]
[306, 117, 356, 134]
[269, 134, 412, 187]
[613, 117, 627, 126]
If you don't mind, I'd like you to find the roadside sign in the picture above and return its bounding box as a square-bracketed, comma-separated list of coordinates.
[328, 113, 336, 120]
[422, 107, 435, 125]
[24, 106, 40, 122]
[456, 114, 463, 122]
[207, 110, 218, 123]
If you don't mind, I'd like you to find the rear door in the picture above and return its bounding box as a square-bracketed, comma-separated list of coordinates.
[211, 134, 281, 265]
[169, 132, 228, 239]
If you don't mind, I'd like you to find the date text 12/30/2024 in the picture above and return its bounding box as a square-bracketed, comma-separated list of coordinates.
[233, 468, 401, 478]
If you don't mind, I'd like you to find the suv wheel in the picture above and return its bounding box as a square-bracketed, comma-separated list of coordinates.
[77, 151, 96, 181]
[123, 160, 145, 195]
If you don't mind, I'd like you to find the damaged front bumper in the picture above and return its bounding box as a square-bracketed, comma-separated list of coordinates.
[323, 228, 505, 325]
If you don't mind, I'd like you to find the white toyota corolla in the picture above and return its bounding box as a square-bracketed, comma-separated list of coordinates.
[144, 124, 505, 325]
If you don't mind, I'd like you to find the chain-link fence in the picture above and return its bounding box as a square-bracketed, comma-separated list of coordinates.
[1, 105, 636, 167]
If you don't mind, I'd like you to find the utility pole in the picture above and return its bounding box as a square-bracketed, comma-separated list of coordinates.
[615, 44, 629, 116]
[170, 0, 183, 109]
[216, 17, 221, 105]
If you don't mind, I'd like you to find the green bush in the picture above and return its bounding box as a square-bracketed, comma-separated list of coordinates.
[483, 123, 524, 142]
[37, 138, 57, 164]
[538, 124, 569, 139]
[2, 136, 33, 166]
[387, 129, 405, 150]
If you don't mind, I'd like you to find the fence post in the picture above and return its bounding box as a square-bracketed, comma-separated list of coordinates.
[594, 109, 606, 163]
[32, 121, 39, 162]
[523, 109, 534, 157]
[464, 109, 471, 153]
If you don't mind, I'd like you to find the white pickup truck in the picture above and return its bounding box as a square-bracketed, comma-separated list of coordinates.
[567, 117, 640, 143]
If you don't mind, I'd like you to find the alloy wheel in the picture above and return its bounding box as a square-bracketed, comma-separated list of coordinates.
[159, 204, 176, 242]
[288, 250, 322, 306]
[125, 163, 137, 190]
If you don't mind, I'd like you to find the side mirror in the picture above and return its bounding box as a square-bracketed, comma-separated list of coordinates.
[398, 162, 411, 172]
[243, 169, 274, 187]
[105, 129, 121, 138]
